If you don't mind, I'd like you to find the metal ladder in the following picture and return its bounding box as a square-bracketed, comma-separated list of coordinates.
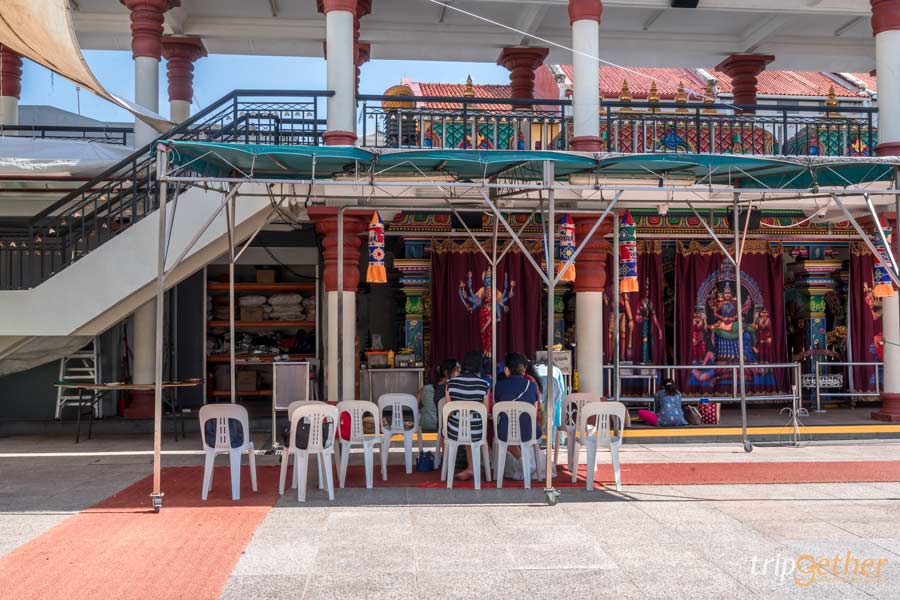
[55, 338, 101, 419]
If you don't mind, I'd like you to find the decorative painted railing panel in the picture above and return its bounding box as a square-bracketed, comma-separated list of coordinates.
[0, 125, 133, 145]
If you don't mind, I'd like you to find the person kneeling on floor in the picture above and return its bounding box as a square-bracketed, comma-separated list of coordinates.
[637, 378, 688, 427]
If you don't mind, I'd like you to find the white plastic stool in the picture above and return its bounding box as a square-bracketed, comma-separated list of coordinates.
[336, 400, 381, 489]
[378, 393, 423, 479]
[442, 401, 492, 490]
[279, 403, 338, 502]
[492, 401, 542, 489]
[578, 401, 627, 491]
[199, 404, 258, 501]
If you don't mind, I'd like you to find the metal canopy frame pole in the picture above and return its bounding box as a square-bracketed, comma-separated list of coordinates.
[833, 194, 900, 287]
[613, 212, 620, 402]
[491, 214, 498, 394]
[151, 145, 170, 513]
[542, 161, 559, 505]
[226, 191, 237, 405]
[732, 194, 752, 453]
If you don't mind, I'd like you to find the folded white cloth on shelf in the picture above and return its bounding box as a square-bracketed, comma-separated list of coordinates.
[238, 295, 267, 307]
[269, 293, 303, 306]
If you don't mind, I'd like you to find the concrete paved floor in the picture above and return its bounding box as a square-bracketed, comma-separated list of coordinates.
[1, 435, 899, 599]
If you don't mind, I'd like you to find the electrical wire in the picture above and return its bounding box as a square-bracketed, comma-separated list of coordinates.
[421, 0, 728, 106]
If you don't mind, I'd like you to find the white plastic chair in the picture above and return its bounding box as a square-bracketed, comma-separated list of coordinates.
[492, 401, 543, 489]
[336, 400, 381, 489]
[442, 401, 492, 490]
[279, 403, 338, 502]
[286, 400, 327, 487]
[434, 397, 447, 473]
[555, 392, 604, 482]
[578, 401, 627, 491]
[378, 393, 424, 479]
[199, 404, 258, 501]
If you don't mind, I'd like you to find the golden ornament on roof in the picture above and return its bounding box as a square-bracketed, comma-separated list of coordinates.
[382, 84, 416, 110]
[464, 75, 475, 98]
[675, 81, 689, 114]
[619, 79, 633, 113]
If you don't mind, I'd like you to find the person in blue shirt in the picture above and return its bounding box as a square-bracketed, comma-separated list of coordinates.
[494, 352, 541, 462]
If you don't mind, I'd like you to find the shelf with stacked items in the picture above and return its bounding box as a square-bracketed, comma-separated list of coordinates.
[205, 265, 319, 406]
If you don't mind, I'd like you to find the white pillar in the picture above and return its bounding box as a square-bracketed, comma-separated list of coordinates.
[576, 292, 605, 394]
[883, 295, 900, 393]
[326, 291, 356, 401]
[132, 299, 157, 384]
[875, 30, 900, 154]
[0, 96, 17, 126]
[324, 7, 357, 145]
[134, 56, 160, 147]
[568, 0, 603, 151]
[170, 99, 190, 124]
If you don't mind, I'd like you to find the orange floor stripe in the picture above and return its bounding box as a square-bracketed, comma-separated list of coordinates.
[0, 466, 279, 600]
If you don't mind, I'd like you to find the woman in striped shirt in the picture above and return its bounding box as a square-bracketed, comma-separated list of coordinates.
[445, 350, 490, 481]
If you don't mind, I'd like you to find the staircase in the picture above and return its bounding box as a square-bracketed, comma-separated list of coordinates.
[0, 90, 331, 375]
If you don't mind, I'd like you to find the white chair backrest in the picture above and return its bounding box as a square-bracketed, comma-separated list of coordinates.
[492, 401, 537, 445]
[337, 400, 380, 442]
[290, 403, 339, 452]
[436, 398, 447, 436]
[578, 401, 627, 444]
[562, 393, 604, 427]
[442, 401, 487, 444]
[287, 400, 320, 420]
[377, 393, 419, 432]
[199, 404, 250, 451]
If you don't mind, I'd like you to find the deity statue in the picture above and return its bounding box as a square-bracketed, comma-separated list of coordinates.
[690, 305, 710, 364]
[459, 270, 515, 357]
[752, 307, 774, 364]
[608, 292, 635, 362]
[635, 280, 664, 364]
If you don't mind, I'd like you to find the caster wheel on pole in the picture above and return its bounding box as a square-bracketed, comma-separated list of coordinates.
[544, 488, 560, 506]
[151, 493, 163, 513]
[743, 440, 753, 453]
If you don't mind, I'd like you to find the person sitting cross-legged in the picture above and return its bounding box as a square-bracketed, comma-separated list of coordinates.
[494, 352, 542, 473]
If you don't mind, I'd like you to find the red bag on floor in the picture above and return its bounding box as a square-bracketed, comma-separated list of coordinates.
[698, 402, 720, 425]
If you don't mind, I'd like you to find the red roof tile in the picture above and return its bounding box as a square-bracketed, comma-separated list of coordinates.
[711, 69, 861, 97]
[415, 82, 513, 111]
[559, 65, 706, 99]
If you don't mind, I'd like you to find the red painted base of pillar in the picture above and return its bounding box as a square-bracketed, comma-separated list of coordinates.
[123, 389, 155, 419]
[876, 141, 900, 157]
[872, 393, 900, 422]
[323, 130, 357, 146]
[570, 135, 602, 152]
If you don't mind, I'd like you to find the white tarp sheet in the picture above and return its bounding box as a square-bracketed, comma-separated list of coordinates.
[0, 137, 134, 177]
[0, 0, 172, 132]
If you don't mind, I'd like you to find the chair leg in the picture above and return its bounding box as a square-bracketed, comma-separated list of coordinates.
[338, 440, 350, 489]
[585, 441, 598, 491]
[278, 449, 289, 495]
[297, 451, 309, 502]
[293, 453, 299, 489]
[317, 453, 325, 490]
[472, 444, 481, 491]
[229, 449, 242, 501]
[482, 441, 492, 482]
[521, 445, 531, 490]
[553, 428, 560, 466]
[363, 443, 374, 489]
[248, 444, 258, 492]
[417, 427, 424, 456]
[380, 434, 390, 481]
[435, 436, 444, 476]
[568, 429, 579, 484]
[495, 442, 507, 489]
[201, 450, 215, 500]
[322, 450, 335, 501]
[534, 444, 545, 482]
[610, 442, 622, 492]
[403, 432, 414, 474]
[445, 442, 457, 488]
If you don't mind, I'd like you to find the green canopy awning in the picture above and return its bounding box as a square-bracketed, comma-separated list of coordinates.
[594, 154, 896, 189]
[158, 141, 897, 190]
[375, 149, 599, 180]
[161, 141, 375, 178]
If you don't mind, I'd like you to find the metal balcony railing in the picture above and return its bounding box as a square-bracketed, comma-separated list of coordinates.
[359, 94, 878, 157]
[0, 124, 133, 145]
[0, 90, 332, 290]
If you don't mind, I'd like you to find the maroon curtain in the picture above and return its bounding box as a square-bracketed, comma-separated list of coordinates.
[675, 241, 788, 395]
[430, 239, 543, 368]
[602, 241, 666, 366]
[849, 242, 883, 391]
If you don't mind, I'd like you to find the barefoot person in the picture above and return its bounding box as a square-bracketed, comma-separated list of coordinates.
[445, 350, 489, 481]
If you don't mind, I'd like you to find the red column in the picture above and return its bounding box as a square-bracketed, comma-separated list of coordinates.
[120, 0, 173, 60]
[0, 44, 23, 100]
[308, 208, 369, 292]
[568, 0, 603, 23]
[161, 36, 207, 104]
[356, 43, 371, 96]
[572, 217, 613, 292]
[497, 47, 550, 102]
[715, 54, 774, 114]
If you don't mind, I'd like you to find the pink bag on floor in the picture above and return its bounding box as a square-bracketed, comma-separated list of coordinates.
[637, 409, 658, 426]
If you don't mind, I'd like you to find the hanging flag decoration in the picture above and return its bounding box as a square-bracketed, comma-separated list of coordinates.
[558, 214, 576, 282]
[619, 210, 639, 293]
[873, 222, 894, 298]
[366, 211, 387, 284]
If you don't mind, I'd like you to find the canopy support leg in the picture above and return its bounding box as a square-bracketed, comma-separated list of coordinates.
[733, 194, 752, 453]
[542, 162, 559, 506]
[151, 146, 170, 512]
